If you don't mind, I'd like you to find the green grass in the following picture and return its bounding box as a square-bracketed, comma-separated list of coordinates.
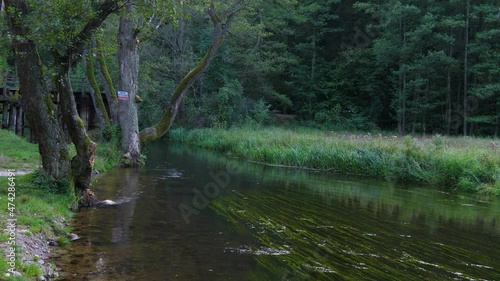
[21, 263, 43, 278]
[0, 177, 75, 229]
[0, 127, 122, 174]
[0, 130, 40, 170]
[169, 126, 500, 195]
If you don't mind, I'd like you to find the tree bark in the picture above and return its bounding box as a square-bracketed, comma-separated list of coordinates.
[4, 0, 70, 179]
[54, 67, 97, 196]
[139, 2, 243, 145]
[118, 2, 142, 167]
[397, 16, 405, 136]
[8, 104, 15, 131]
[1, 102, 8, 128]
[463, 0, 470, 136]
[96, 38, 118, 123]
[51, 0, 117, 204]
[15, 106, 22, 135]
[86, 48, 110, 127]
[446, 64, 452, 135]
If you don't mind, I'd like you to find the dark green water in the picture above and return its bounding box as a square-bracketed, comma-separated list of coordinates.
[52, 143, 500, 280]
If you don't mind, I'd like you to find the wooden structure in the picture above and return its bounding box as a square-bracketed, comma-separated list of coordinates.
[0, 70, 107, 138]
[0, 71, 22, 135]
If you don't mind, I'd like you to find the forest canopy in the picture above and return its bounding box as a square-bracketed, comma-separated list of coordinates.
[1, 0, 499, 137]
[134, 0, 499, 136]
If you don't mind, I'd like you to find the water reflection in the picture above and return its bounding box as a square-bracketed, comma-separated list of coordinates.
[52, 143, 500, 280]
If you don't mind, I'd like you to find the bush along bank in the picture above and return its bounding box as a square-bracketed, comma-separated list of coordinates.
[169, 126, 500, 195]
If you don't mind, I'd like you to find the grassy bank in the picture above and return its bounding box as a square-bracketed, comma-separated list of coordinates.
[0, 129, 122, 280]
[0, 131, 72, 280]
[170, 126, 500, 195]
[0, 130, 40, 171]
[0, 128, 122, 174]
[0, 175, 74, 280]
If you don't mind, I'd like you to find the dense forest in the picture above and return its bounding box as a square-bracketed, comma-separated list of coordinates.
[134, 0, 499, 136]
[1, 0, 499, 137]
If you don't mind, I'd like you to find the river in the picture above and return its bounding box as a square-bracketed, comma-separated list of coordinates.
[52, 143, 500, 280]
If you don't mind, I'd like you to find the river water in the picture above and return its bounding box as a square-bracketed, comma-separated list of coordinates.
[52, 143, 500, 280]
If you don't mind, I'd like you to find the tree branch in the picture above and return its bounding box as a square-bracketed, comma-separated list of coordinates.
[138, 0, 247, 145]
[63, 0, 119, 63]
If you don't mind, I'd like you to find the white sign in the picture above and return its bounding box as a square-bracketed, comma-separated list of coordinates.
[118, 91, 129, 101]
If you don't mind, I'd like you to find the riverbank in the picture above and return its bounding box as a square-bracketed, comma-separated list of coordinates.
[170, 126, 500, 195]
[0, 129, 121, 280]
[0, 175, 74, 280]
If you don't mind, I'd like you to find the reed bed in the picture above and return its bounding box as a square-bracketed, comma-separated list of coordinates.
[169, 126, 500, 194]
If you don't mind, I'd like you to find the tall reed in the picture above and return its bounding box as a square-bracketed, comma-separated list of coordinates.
[169, 127, 500, 195]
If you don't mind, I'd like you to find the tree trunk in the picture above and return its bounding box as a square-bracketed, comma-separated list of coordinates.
[55, 71, 98, 207]
[52, 0, 117, 205]
[54, 66, 97, 202]
[423, 82, 429, 136]
[401, 72, 407, 135]
[2, 102, 8, 128]
[311, 34, 316, 82]
[85, 49, 110, 127]
[8, 104, 15, 131]
[15, 106, 22, 135]
[495, 99, 499, 138]
[446, 64, 452, 135]
[397, 16, 406, 136]
[463, 0, 470, 136]
[4, 0, 70, 179]
[139, 2, 242, 145]
[96, 38, 118, 123]
[118, 2, 142, 167]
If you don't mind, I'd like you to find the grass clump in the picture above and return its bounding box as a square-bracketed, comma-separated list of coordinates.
[21, 263, 43, 278]
[169, 126, 500, 195]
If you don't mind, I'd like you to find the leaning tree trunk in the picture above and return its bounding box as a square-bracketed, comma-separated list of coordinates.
[139, 2, 243, 145]
[51, 0, 118, 205]
[117, 2, 141, 167]
[54, 67, 98, 206]
[4, 0, 70, 179]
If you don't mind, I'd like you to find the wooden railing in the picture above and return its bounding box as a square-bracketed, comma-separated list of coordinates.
[1, 69, 103, 137]
[1, 70, 90, 99]
[1, 71, 19, 93]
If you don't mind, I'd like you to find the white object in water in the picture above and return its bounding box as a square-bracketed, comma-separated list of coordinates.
[101, 199, 117, 205]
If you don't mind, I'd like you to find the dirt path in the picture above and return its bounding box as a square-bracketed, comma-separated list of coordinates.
[0, 169, 34, 176]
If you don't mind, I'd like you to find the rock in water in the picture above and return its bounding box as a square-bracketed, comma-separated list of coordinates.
[48, 240, 58, 247]
[67, 233, 80, 241]
[100, 199, 117, 206]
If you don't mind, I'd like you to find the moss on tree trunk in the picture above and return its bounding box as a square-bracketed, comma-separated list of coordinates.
[139, 2, 242, 145]
[54, 69, 98, 204]
[96, 38, 119, 123]
[86, 51, 111, 127]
